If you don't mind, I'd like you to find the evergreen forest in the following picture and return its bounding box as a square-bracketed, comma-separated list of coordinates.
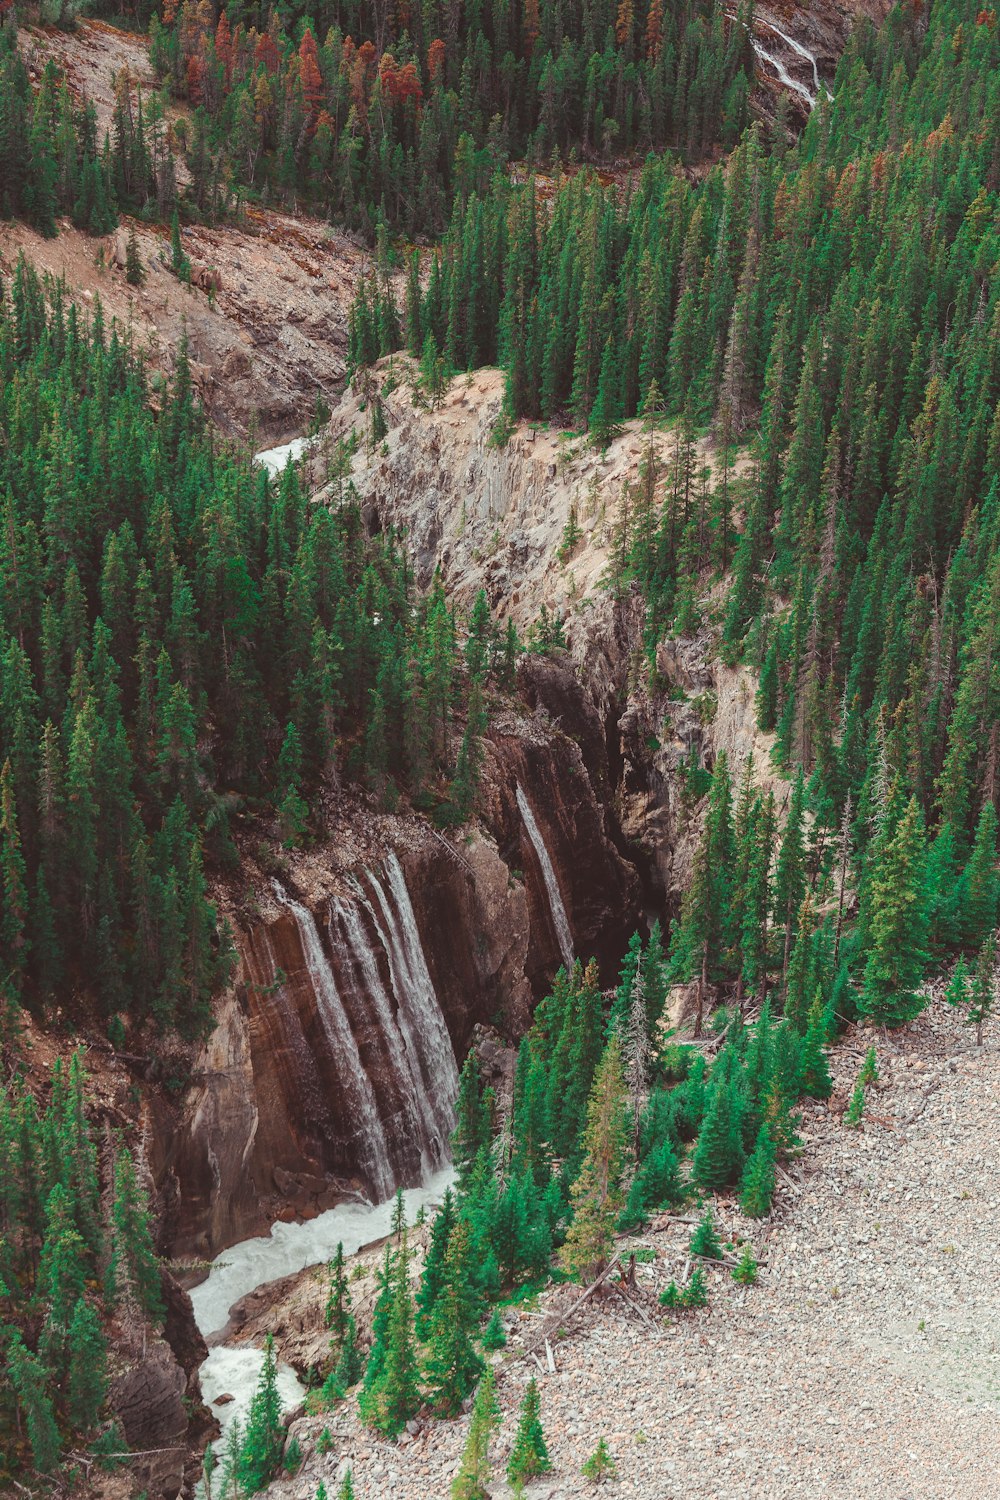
[2, 0, 1000, 1487]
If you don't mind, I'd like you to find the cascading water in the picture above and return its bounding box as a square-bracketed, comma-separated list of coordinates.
[764, 21, 830, 100]
[728, 10, 830, 110]
[194, 863, 461, 1479]
[253, 435, 312, 477]
[748, 35, 815, 106]
[355, 851, 459, 1153]
[516, 783, 575, 969]
[271, 881, 396, 1202]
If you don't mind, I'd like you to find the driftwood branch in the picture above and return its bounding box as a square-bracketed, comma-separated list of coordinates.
[900, 1078, 942, 1128]
[521, 1252, 623, 1355]
[610, 1279, 658, 1330]
[775, 1165, 802, 1195]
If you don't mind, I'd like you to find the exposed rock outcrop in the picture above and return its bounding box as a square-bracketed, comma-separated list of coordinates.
[163, 712, 641, 1257]
[106, 1272, 212, 1500]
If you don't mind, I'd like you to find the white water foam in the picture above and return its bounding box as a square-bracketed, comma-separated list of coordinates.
[254, 436, 311, 477]
[192, 1170, 456, 1451]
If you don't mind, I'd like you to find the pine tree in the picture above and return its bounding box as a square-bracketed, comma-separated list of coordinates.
[859, 797, 929, 1027]
[360, 1230, 420, 1437]
[581, 1437, 617, 1483]
[330, 1314, 362, 1394]
[622, 953, 649, 1154]
[452, 1053, 492, 1186]
[957, 804, 999, 950]
[844, 1081, 866, 1128]
[560, 1036, 628, 1281]
[691, 1061, 745, 1191]
[325, 1242, 351, 1346]
[106, 1145, 164, 1321]
[0, 758, 30, 990]
[507, 1377, 551, 1491]
[67, 1297, 108, 1430]
[125, 224, 144, 286]
[424, 1219, 484, 1415]
[731, 1245, 758, 1285]
[338, 1470, 356, 1500]
[681, 1265, 708, 1308]
[689, 1207, 722, 1260]
[7, 1332, 60, 1473]
[739, 1122, 776, 1217]
[170, 206, 191, 281]
[799, 995, 833, 1100]
[482, 1308, 506, 1350]
[620, 1136, 683, 1228]
[237, 1335, 284, 1493]
[416, 1188, 456, 1332]
[858, 1046, 879, 1087]
[451, 1367, 500, 1500]
[967, 931, 997, 1045]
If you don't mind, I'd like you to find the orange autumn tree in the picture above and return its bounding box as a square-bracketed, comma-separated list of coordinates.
[299, 28, 325, 127]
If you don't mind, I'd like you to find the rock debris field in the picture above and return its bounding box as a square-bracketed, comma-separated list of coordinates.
[267, 999, 999, 1499]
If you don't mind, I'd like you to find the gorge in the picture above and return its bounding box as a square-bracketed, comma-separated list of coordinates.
[3, 0, 999, 1494]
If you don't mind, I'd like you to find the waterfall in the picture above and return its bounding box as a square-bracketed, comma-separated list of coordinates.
[728, 10, 830, 109]
[270, 882, 395, 1202]
[516, 783, 574, 969]
[361, 851, 459, 1144]
[748, 36, 815, 107]
[329, 876, 455, 1181]
[763, 22, 829, 100]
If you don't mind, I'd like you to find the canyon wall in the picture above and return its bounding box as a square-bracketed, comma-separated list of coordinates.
[162, 718, 641, 1259]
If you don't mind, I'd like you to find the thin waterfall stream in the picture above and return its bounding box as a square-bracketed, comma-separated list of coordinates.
[516, 783, 575, 969]
[728, 11, 830, 110]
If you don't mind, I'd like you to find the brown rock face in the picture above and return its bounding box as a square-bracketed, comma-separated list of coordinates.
[481, 726, 641, 991]
[162, 823, 542, 1258]
[108, 1339, 190, 1500]
[163, 705, 646, 1259]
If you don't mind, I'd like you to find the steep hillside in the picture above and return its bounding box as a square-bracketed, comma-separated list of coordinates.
[212, 1000, 1000, 1500]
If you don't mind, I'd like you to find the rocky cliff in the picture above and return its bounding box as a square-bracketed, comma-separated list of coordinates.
[161, 705, 642, 1260]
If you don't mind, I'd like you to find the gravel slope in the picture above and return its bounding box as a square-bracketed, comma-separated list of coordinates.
[264, 999, 999, 1499]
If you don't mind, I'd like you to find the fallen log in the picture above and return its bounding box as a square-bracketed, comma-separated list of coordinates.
[520, 1252, 623, 1356]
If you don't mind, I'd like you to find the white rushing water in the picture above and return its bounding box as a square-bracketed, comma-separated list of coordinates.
[728, 10, 830, 110]
[271, 882, 396, 1202]
[749, 36, 816, 107]
[192, 1170, 456, 1453]
[365, 853, 460, 1144]
[516, 783, 574, 969]
[765, 21, 822, 96]
[253, 435, 312, 478]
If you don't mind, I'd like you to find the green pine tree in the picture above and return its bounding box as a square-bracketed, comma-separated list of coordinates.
[581, 1437, 617, 1483]
[424, 1219, 484, 1415]
[451, 1367, 500, 1500]
[731, 1245, 758, 1285]
[844, 1080, 866, 1128]
[507, 1377, 551, 1491]
[859, 797, 929, 1027]
[689, 1207, 722, 1260]
[691, 1062, 745, 1192]
[67, 1297, 108, 1430]
[481, 1308, 506, 1351]
[560, 1035, 628, 1281]
[739, 1122, 776, 1218]
[237, 1335, 285, 1493]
